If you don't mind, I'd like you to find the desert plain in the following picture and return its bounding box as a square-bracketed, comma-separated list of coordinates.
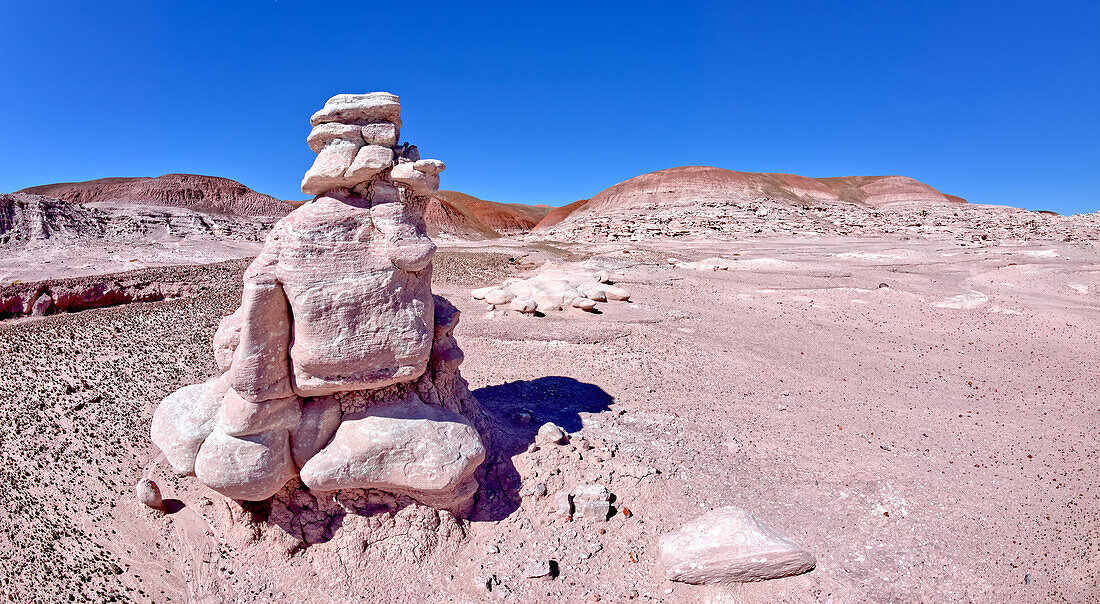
[1, 210, 1098, 602]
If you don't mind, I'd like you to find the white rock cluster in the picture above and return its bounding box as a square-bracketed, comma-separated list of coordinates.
[151, 93, 487, 516]
[472, 267, 630, 314]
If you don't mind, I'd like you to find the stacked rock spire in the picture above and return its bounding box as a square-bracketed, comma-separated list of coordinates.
[301, 92, 442, 196]
[151, 93, 486, 515]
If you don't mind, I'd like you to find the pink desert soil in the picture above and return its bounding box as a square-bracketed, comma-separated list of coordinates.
[1, 234, 1097, 602]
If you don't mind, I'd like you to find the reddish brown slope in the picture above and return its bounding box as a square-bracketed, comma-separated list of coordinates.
[423, 195, 502, 240]
[816, 175, 962, 207]
[434, 191, 551, 235]
[533, 199, 591, 230]
[572, 166, 843, 218]
[19, 174, 293, 217]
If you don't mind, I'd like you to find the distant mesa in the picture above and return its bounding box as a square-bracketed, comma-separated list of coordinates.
[532, 166, 973, 239]
[18, 174, 293, 217]
[534, 166, 965, 232]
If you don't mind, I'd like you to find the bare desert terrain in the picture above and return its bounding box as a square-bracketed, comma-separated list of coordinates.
[1, 231, 1097, 602]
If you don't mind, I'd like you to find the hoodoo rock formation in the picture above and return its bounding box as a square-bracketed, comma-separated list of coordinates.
[151, 93, 487, 516]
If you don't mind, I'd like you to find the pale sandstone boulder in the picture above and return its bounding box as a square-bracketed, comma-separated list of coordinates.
[307, 122, 364, 153]
[659, 506, 816, 584]
[31, 293, 51, 316]
[391, 162, 442, 195]
[573, 483, 611, 520]
[271, 193, 435, 396]
[135, 478, 165, 511]
[212, 307, 243, 372]
[578, 284, 607, 302]
[484, 288, 515, 306]
[361, 122, 398, 146]
[310, 92, 402, 128]
[194, 427, 297, 501]
[412, 159, 445, 175]
[299, 392, 485, 511]
[301, 139, 362, 195]
[151, 377, 226, 475]
[473, 266, 633, 315]
[537, 422, 567, 445]
[217, 390, 301, 437]
[344, 145, 393, 182]
[224, 271, 295, 403]
[572, 297, 597, 311]
[509, 298, 537, 313]
[601, 284, 631, 301]
[290, 396, 342, 467]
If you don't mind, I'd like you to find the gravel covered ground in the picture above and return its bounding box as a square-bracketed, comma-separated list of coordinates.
[0, 238, 1097, 603]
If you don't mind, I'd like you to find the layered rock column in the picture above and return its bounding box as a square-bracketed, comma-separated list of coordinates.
[152, 93, 486, 515]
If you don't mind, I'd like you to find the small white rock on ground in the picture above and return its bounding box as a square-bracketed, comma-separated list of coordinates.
[658, 505, 816, 584]
[536, 422, 567, 445]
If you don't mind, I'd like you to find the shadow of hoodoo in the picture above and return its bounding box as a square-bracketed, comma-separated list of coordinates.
[470, 377, 614, 522]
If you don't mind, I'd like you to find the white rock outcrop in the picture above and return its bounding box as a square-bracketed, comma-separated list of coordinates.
[473, 266, 631, 314]
[151, 93, 486, 516]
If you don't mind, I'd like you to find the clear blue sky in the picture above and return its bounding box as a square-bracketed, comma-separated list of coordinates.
[1, 1, 1098, 214]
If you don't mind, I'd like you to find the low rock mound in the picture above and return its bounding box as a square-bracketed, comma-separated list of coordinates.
[19, 174, 293, 217]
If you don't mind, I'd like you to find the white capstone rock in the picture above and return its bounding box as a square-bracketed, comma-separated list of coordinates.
[309, 92, 402, 128]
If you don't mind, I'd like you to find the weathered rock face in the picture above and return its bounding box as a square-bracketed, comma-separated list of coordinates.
[659, 506, 817, 584]
[151, 93, 486, 516]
